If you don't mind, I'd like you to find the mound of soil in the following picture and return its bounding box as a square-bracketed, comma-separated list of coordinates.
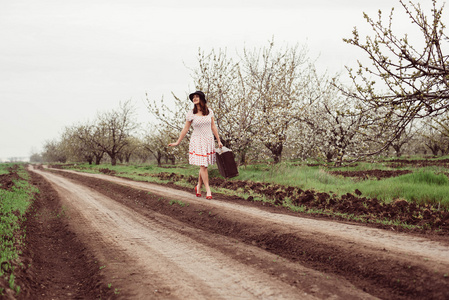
[329, 169, 412, 180]
[388, 158, 449, 168]
[99, 168, 117, 175]
[156, 171, 449, 232]
[0, 165, 22, 191]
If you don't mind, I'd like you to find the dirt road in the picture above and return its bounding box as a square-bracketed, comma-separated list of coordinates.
[27, 166, 449, 299]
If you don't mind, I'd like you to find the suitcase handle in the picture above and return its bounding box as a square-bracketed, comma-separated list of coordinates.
[215, 146, 232, 155]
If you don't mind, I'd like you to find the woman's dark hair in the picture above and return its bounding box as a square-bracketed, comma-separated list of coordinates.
[193, 98, 209, 115]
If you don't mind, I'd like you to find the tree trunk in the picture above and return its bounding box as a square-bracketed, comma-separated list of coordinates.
[238, 150, 247, 166]
[325, 151, 335, 163]
[265, 142, 283, 164]
[426, 144, 440, 156]
[392, 145, 402, 157]
[110, 154, 117, 166]
[442, 148, 449, 156]
[156, 151, 162, 167]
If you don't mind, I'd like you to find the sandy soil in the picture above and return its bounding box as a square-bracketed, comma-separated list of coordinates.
[9, 165, 449, 299]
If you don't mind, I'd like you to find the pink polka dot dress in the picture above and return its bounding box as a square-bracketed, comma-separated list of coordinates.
[186, 109, 216, 167]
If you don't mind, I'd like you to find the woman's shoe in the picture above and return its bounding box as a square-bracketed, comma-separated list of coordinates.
[206, 195, 212, 200]
[195, 186, 201, 197]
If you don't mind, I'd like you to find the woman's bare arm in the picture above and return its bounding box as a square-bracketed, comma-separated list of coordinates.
[211, 117, 223, 148]
[168, 120, 192, 147]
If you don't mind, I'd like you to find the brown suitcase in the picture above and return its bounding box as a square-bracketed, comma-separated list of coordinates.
[215, 147, 239, 178]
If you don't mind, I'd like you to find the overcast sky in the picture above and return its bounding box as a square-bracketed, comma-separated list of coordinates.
[0, 0, 434, 160]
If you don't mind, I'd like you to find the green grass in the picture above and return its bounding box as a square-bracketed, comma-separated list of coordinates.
[65, 163, 199, 182]
[241, 162, 449, 207]
[169, 199, 189, 207]
[238, 163, 345, 187]
[358, 170, 449, 205]
[0, 164, 37, 295]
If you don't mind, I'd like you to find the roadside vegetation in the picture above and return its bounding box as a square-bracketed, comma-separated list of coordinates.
[60, 157, 449, 208]
[52, 155, 449, 232]
[0, 164, 37, 296]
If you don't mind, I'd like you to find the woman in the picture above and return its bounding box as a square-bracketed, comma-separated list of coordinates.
[168, 91, 223, 199]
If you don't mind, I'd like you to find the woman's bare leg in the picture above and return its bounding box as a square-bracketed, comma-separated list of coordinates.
[200, 166, 211, 197]
[197, 169, 203, 193]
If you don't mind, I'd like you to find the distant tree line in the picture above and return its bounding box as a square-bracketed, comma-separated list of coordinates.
[32, 0, 449, 166]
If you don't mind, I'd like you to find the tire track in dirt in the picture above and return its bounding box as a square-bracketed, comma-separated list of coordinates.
[56, 168, 449, 265]
[33, 167, 449, 299]
[31, 167, 377, 299]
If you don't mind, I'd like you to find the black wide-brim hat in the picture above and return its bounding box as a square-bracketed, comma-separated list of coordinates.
[189, 91, 206, 102]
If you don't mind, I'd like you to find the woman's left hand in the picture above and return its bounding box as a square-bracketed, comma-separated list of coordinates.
[218, 141, 223, 148]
